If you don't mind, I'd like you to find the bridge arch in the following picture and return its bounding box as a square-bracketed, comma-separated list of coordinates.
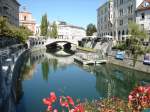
[45, 38, 78, 46]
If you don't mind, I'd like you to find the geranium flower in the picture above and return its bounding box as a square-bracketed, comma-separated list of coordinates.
[73, 104, 85, 112]
[53, 109, 58, 112]
[43, 92, 57, 106]
[49, 92, 57, 103]
[60, 96, 69, 108]
[66, 96, 74, 106]
[128, 85, 150, 111]
[43, 92, 57, 112]
[43, 98, 52, 106]
[47, 105, 52, 111]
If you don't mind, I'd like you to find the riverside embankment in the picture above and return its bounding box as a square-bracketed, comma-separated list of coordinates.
[108, 51, 150, 74]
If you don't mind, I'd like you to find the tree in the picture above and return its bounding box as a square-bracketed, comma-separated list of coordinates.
[0, 16, 32, 43]
[0, 17, 11, 36]
[40, 14, 48, 36]
[49, 21, 58, 38]
[127, 21, 148, 66]
[86, 24, 97, 36]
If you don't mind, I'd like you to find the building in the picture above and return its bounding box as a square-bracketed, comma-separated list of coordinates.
[97, 1, 114, 39]
[136, 0, 150, 39]
[0, 0, 20, 26]
[97, 0, 143, 41]
[50, 21, 86, 41]
[19, 7, 36, 35]
[35, 24, 41, 36]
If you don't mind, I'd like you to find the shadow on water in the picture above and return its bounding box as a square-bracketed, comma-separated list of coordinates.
[46, 43, 75, 57]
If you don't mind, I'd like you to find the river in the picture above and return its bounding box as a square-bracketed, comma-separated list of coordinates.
[1, 49, 150, 112]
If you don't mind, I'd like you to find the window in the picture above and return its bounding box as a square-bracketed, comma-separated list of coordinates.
[120, 19, 123, 26]
[131, 5, 133, 13]
[105, 24, 107, 29]
[0, 7, 2, 13]
[141, 13, 145, 20]
[24, 16, 27, 20]
[104, 16, 107, 22]
[128, 5, 133, 14]
[120, 0, 123, 5]
[141, 24, 144, 30]
[119, 9, 123, 16]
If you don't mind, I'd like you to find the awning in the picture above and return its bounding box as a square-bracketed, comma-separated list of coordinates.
[102, 35, 113, 39]
[122, 35, 131, 38]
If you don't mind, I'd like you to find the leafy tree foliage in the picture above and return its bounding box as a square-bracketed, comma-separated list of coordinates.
[40, 14, 48, 36]
[86, 24, 97, 36]
[127, 21, 148, 66]
[0, 16, 32, 43]
[49, 21, 58, 38]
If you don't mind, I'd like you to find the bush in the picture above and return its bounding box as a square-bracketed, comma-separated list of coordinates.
[112, 43, 127, 51]
[145, 47, 150, 53]
[128, 86, 150, 111]
[0, 16, 32, 43]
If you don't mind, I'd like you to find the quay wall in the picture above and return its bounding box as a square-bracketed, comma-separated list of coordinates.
[107, 51, 150, 74]
[0, 48, 29, 112]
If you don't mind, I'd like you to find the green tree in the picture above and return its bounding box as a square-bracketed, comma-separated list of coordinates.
[50, 21, 58, 38]
[128, 21, 148, 66]
[0, 16, 32, 43]
[86, 24, 97, 36]
[0, 17, 11, 36]
[40, 14, 48, 36]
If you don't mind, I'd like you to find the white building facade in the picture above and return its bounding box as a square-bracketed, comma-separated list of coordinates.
[97, 1, 114, 39]
[97, 0, 143, 41]
[55, 21, 86, 41]
[136, 0, 150, 38]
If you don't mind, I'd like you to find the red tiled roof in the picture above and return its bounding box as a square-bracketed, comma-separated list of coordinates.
[137, 0, 150, 11]
[145, 0, 150, 2]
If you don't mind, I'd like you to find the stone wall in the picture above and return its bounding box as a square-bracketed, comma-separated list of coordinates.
[108, 51, 150, 73]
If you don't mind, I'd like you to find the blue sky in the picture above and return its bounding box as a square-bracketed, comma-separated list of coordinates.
[18, 0, 106, 28]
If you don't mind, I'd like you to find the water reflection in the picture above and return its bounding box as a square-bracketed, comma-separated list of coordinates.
[1, 49, 150, 112]
[20, 50, 74, 81]
[20, 50, 150, 100]
[80, 64, 150, 99]
[41, 61, 49, 81]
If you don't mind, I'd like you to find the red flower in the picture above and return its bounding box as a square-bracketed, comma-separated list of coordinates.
[53, 109, 58, 112]
[60, 96, 69, 108]
[128, 85, 150, 111]
[49, 92, 57, 103]
[67, 96, 74, 106]
[43, 92, 57, 106]
[138, 86, 145, 93]
[43, 98, 52, 106]
[73, 104, 85, 112]
[47, 105, 52, 111]
[43, 92, 57, 112]
[128, 95, 133, 101]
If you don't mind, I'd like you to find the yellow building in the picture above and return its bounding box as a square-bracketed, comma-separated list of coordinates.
[19, 7, 36, 35]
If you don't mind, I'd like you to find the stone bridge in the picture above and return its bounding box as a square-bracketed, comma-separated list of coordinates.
[29, 37, 79, 49]
[45, 38, 78, 46]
